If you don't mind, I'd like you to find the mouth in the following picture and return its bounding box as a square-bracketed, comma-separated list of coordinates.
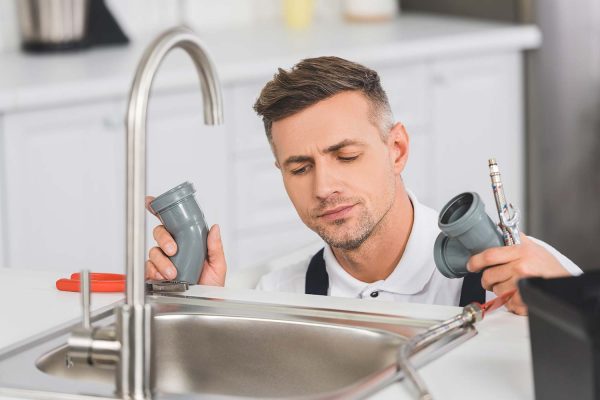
[318, 204, 356, 222]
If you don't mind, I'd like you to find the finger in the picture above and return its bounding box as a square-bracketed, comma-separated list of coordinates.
[145, 260, 156, 280]
[145, 196, 157, 216]
[467, 245, 521, 273]
[149, 246, 178, 280]
[146, 260, 166, 281]
[153, 225, 177, 256]
[492, 279, 518, 300]
[480, 264, 515, 291]
[506, 291, 528, 316]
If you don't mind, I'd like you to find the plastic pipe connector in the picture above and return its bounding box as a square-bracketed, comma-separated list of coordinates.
[433, 192, 504, 278]
[150, 182, 208, 284]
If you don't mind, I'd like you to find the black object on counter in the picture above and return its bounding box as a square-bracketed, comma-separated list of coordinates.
[86, 0, 128, 48]
[519, 272, 600, 400]
[19, 0, 128, 53]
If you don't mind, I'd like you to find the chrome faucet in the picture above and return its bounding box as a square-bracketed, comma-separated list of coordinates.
[66, 27, 224, 399]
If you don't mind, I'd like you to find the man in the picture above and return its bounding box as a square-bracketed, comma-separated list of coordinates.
[145, 56, 581, 315]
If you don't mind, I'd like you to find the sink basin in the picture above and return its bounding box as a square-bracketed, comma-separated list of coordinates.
[0, 294, 475, 399]
[38, 313, 401, 397]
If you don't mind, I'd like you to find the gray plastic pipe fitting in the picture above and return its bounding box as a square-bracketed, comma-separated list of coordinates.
[150, 182, 208, 284]
[433, 192, 504, 278]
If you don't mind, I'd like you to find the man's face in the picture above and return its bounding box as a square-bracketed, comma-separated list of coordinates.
[271, 91, 406, 250]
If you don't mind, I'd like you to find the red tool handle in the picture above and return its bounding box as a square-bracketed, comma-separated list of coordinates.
[55, 272, 126, 293]
[477, 289, 517, 318]
[69, 272, 125, 281]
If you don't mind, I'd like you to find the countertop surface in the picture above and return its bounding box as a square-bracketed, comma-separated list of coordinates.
[0, 267, 534, 400]
[0, 13, 540, 113]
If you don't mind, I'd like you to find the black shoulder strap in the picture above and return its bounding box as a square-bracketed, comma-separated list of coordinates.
[306, 247, 486, 305]
[305, 248, 329, 296]
[459, 271, 486, 306]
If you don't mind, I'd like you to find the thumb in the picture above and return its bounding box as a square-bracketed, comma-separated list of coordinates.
[207, 224, 225, 264]
[198, 224, 227, 286]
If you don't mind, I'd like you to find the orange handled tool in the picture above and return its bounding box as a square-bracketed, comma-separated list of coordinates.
[476, 289, 517, 318]
[56, 272, 126, 293]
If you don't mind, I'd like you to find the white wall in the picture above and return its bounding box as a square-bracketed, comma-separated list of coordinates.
[0, 0, 343, 52]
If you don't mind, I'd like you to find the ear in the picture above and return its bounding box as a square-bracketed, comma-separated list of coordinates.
[274, 160, 281, 170]
[387, 122, 409, 175]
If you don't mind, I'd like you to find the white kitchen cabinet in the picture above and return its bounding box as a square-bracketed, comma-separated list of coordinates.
[229, 82, 299, 233]
[0, 53, 527, 273]
[0, 14, 537, 274]
[144, 89, 232, 264]
[429, 53, 525, 220]
[377, 62, 435, 206]
[228, 82, 320, 269]
[230, 82, 272, 156]
[1, 89, 232, 274]
[2, 100, 126, 273]
[0, 115, 6, 268]
[366, 54, 525, 216]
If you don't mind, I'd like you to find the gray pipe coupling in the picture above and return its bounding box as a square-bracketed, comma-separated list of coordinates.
[151, 182, 208, 284]
[433, 192, 504, 278]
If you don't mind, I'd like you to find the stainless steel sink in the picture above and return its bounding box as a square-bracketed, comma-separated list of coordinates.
[0, 294, 475, 399]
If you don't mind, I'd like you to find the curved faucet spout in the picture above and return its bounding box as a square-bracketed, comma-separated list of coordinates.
[126, 26, 224, 307]
[122, 27, 224, 399]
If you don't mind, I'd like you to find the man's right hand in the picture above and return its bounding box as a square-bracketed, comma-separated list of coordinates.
[144, 196, 227, 286]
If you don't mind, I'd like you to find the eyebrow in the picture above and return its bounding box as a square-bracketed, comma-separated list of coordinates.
[324, 139, 366, 153]
[282, 139, 366, 168]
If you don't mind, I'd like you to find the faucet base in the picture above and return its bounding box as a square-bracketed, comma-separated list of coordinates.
[115, 303, 154, 400]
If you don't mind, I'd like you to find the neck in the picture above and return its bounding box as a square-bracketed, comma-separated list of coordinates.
[331, 184, 414, 283]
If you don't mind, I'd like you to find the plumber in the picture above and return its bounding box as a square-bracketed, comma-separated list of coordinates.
[145, 56, 581, 315]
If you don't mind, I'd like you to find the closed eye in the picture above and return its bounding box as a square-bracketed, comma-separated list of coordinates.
[290, 165, 311, 175]
[338, 155, 359, 162]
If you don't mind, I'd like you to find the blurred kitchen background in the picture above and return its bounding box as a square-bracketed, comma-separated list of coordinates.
[0, 0, 597, 280]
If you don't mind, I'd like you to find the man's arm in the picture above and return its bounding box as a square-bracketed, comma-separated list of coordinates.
[466, 233, 578, 315]
[145, 196, 227, 286]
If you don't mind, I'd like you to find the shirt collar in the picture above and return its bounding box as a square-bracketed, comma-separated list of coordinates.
[324, 190, 438, 297]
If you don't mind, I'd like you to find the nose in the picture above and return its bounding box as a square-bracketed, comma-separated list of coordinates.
[313, 162, 341, 202]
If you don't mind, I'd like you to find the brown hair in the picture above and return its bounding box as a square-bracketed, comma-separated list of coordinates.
[253, 56, 393, 145]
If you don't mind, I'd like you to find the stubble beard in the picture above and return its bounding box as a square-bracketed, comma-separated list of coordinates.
[312, 196, 395, 251]
[315, 207, 376, 250]
[307, 166, 398, 251]
[311, 175, 397, 251]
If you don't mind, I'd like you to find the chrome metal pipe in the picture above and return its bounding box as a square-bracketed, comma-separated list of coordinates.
[488, 158, 521, 245]
[81, 270, 91, 330]
[125, 26, 224, 308]
[121, 26, 224, 399]
[397, 304, 482, 400]
[358, 304, 483, 400]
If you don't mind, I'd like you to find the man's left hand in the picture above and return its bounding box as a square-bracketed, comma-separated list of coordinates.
[467, 234, 570, 316]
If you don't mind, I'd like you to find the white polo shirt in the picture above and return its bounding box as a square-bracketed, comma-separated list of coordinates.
[255, 191, 582, 306]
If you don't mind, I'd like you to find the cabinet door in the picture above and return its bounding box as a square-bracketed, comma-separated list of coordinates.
[377, 63, 434, 206]
[228, 83, 319, 270]
[145, 89, 231, 261]
[3, 100, 126, 272]
[0, 115, 6, 267]
[2, 89, 232, 273]
[430, 53, 525, 219]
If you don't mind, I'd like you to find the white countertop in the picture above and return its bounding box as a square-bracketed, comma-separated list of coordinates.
[0, 267, 534, 400]
[0, 13, 540, 113]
